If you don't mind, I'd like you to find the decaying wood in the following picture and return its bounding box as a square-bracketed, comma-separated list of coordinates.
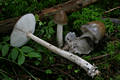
[0, 17, 19, 33]
[39, 0, 98, 18]
[0, 0, 99, 33]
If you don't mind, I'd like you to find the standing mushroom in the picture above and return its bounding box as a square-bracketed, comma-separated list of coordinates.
[54, 10, 68, 48]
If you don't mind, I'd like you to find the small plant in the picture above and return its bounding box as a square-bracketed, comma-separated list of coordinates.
[0, 36, 42, 66]
[0, 71, 13, 80]
[35, 14, 55, 40]
[69, 6, 103, 30]
[45, 69, 53, 74]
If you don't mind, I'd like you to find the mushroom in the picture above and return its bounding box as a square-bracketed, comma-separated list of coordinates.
[10, 14, 99, 77]
[64, 32, 93, 54]
[63, 21, 105, 55]
[54, 10, 68, 48]
[80, 21, 105, 43]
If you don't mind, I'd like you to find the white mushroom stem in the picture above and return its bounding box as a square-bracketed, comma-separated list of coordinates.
[57, 24, 63, 48]
[27, 32, 99, 77]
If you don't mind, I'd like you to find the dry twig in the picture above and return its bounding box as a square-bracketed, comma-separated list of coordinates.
[90, 54, 110, 60]
[104, 6, 120, 14]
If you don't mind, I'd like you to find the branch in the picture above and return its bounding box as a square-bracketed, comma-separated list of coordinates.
[39, 0, 98, 19]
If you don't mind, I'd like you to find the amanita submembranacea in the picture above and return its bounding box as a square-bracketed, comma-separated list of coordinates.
[10, 13, 99, 77]
[54, 10, 67, 48]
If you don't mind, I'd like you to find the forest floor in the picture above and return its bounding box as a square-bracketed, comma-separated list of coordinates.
[0, 0, 120, 80]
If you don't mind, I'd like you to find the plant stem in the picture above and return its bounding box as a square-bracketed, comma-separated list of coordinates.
[57, 24, 63, 48]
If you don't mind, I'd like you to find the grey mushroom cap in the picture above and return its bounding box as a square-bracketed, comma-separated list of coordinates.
[80, 21, 105, 43]
[10, 13, 36, 47]
[81, 24, 101, 43]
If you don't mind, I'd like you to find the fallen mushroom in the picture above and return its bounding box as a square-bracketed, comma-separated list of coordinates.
[64, 21, 105, 55]
[81, 21, 105, 44]
[54, 10, 68, 48]
[10, 13, 99, 77]
[64, 32, 93, 54]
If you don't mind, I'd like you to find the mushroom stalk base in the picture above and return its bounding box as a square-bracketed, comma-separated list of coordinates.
[57, 24, 63, 48]
[27, 32, 100, 77]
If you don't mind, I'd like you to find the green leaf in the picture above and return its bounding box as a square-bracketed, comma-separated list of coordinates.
[45, 69, 52, 74]
[18, 52, 25, 65]
[57, 77, 63, 80]
[49, 56, 54, 63]
[115, 75, 120, 80]
[21, 46, 34, 53]
[2, 44, 9, 57]
[10, 48, 19, 61]
[3, 77, 13, 80]
[83, 56, 91, 60]
[34, 61, 40, 66]
[67, 64, 73, 70]
[27, 52, 42, 58]
[35, 14, 40, 21]
[115, 54, 120, 61]
[74, 69, 80, 73]
[4, 2, 8, 5]
[0, 44, 2, 51]
[39, 21, 43, 26]
[2, 36, 10, 42]
[37, 57, 42, 61]
[0, 71, 13, 80]
[0, 3, 2, 6]
[110, 78, 113, 80]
